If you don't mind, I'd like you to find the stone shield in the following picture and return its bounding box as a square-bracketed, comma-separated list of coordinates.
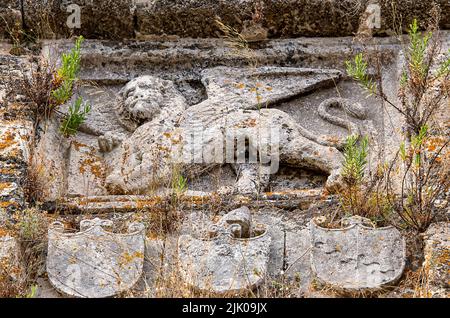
[47, 218, 145, 298]
[178, 228, 271, 294]
[310, 217, 406, 290]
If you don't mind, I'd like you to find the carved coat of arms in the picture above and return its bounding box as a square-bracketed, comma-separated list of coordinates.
[310, 216, 406, 290]
[178, 207, 271, 294]
[47, 218, 145, 298]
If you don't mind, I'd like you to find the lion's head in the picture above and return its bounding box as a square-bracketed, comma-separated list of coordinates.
[116, 75, 186, 131]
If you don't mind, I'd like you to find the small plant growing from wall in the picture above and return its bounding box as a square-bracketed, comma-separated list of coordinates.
[51, 36, 84, 106]
[59, 96, 91, 137]
[170, 165, 188, 208]
[336, 135, 392, 225]
[52, 36, 91, 137]
[12, 36, 89, 137]
[345, 17, 450, 232]
[340, 135, 369, 216]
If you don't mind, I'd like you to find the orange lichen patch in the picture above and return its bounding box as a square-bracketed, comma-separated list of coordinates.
[234, 82, 245, 89]
[72, 140, 88, 152]
[119, 251, 144, 267]
[0, 201, 18, 209]
[77, 198, 100, 205]
[425, 136, 448, 152]
[183, 195, 213, 206]
[0, 168, 15, 175]
[321, 189, 331, 198]
[135, 197, 163, 209]
[0, 182, 14, 193]
[0, 228, 10, 237]
[0, 131, 17, 151]
[79, 154, 105, 179]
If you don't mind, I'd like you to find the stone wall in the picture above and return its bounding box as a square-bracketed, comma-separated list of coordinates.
[0, 1, 449, 299]
[0, 53, 33, 215]
[1, 0, 449, 40]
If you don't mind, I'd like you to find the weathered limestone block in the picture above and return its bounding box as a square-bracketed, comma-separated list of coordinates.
[178, 208, 271, 294]
[0, 120, 33, 213]
[135, 0, 376, 38]
[15, 0, 450, 39]
[67, 136, 106, 197]
[0, 161, 26, 212]
[0, 54, 27, 104]
[285, 228, 313, 291]
[422, 222, 449, 298]
[46, 218, 145, 298]
[0, 235, 19, 262]
[135, 0, 257, 39]
[250, 209, 284, 279]
[32, 118, 70, 202]
[22, 0, 135, 39]
[255, 206, 320, 294]
[310, 216, 406, 290]
[0, 120, 33, 163]
[0, 235, 21, 282]
[140, 237, 165, 296]
[180, 211, 215, 238]
[0, 0, 21, 40]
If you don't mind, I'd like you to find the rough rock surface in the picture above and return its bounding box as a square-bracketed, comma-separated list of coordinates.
[3, 1, 449, 39]
[178, 207, 271, 293]
[0, 120, 33, 213]
[0, 234, 19, 262]
[47, 218, 145, 298]
[310, 216, 406, 290]
[422, 222, 449, 298]
[136, 0, 450, 38]
[253, 207, 315, 294]
[0, 52, 27, 105]
[67, 134, 106, 197]
[0, 51, 33, 214]
[22, 0, 135, 39]
[0, 235, 21, 283]
[0, 0, 21, 40]
[32, 118, 69, 201]
[180, 211, 215, 239]
[0, 120, 32, 163]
